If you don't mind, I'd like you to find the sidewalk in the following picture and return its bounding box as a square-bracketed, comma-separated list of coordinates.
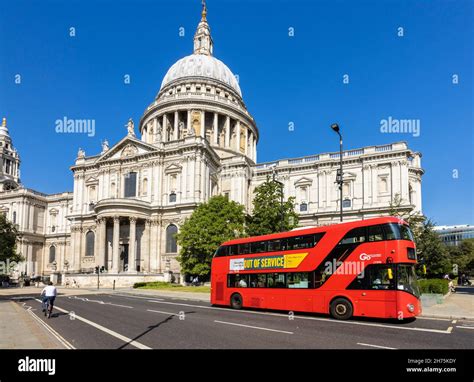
[421, 287, 474, 320]
[0, 299, 65, 349]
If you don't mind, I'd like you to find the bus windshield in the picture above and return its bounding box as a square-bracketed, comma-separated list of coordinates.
[397, 264, 420, 297]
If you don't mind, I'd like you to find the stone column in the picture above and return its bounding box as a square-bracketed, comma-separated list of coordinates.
[244, 127, 249, 156]
[187, 110, 191, 134]
[142, 219, 151, 272]
[98, 218, 106, 268]
[174, 111, 179, 140]
[235, 120, 241, 152]
[153, 118, 159, 143]
[225, 116, 230, 148]
[112, 216, 120, 273]
[128, 217, 137, 273]
[162, 114, 167, 142]
[213, 113, 218, 144]
[200, 110, 205, 138]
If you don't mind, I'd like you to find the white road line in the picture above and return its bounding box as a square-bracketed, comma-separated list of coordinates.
[26, 307, 75, 349]
[417, 316, 454, 322]
[357, 342, 396, 349]
[452, 320, 457, 324]
[34, 299, 151, 349]
[456, 326, 474, 330]
[138, 298, 453, 334]
[447, 326, 453, 333]
[67, 296, 133, 309]
[214, 320, 294, 334]
[147, 309, 180, 316]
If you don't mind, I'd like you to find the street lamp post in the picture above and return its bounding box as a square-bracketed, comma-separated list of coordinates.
[331, 123, 343, 222]
[272, 170, 285, 232]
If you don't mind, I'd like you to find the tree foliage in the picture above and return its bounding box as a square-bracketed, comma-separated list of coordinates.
[0, 214, 22, 269]
[389, 194, 450, 278]
[246, 178, 299, 236]
[447, 238, 474, 275]
[176, 195, 246, 278]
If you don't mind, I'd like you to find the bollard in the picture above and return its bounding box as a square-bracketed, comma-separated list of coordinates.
[113, 280, 115, 290]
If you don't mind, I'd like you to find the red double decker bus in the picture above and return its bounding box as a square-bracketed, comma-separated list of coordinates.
[211, 217, 421, 320]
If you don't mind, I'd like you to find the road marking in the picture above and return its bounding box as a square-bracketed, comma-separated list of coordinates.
[447, 326, 453, 333]
[34, 299, 150, 349]
[135, 298, 453, 334]
[357, 342, 396, 349]
[452, 320, 457, 324]
[147, 309, 180, 316]
[417, 316, 454, 322]
[456, 326, 474, 330]
[68, 296, 133, 309]
[214, 320, 294, 334]
[25, 306, 75, 349]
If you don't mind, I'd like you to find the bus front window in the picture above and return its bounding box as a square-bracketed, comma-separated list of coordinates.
[397, 265, 420, 297]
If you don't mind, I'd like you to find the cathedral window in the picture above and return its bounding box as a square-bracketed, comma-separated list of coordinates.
[49, 246, 56, 264]
[169, 192, 176, 203]
[300, 202, 308, 212]
[85, 231, 95, 257]
[124, 172, 137, 198]
[166, 224, 178, 253]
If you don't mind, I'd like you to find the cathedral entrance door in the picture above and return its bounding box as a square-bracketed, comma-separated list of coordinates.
[120, 244, 129, 272]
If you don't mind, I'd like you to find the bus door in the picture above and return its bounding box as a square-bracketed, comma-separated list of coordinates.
[354, 263, 398, 318]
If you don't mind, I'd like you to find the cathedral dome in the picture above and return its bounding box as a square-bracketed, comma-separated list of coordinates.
[160, 54, 242, 97]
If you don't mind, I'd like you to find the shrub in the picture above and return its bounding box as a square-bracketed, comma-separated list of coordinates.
[418, 279, 449, 294]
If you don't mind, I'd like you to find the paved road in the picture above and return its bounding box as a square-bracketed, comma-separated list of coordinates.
[11, 293, 474, 349]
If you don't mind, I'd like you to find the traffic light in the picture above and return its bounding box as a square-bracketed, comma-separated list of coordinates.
[100, 266, 105, 273]
[95, 266, 99, 274]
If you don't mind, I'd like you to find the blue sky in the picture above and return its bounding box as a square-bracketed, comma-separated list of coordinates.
[0, 0, 472, 225]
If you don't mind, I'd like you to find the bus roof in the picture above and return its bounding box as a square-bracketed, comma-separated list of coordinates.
[222, 216, 408, 246]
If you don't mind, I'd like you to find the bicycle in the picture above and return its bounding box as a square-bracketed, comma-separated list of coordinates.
[42, 297, 54, 319]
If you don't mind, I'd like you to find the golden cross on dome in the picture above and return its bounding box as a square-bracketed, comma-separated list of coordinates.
[201, 0, 207, 20]
[2, 117, 6, 127]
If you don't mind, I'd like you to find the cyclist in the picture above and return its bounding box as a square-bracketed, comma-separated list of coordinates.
[40, 281, 57, 318]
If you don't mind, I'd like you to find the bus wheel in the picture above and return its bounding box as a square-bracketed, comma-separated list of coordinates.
[230, 293, 243, 310]
[330, 298, 353, 320]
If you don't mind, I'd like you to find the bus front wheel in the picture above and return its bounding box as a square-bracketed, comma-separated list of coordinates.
[230, 293, 243, 310]
[330, 298, 353, 320]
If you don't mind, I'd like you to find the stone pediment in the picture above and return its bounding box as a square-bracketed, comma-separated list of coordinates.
[96, 136, 157, 163]
[164, 163, 182, 174]
[294, 177, 313, 187]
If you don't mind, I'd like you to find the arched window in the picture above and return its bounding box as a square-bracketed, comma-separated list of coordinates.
[86, 231, 95, 257]
[166, 224, 178, 253]
[13, 211, 16, 224]
[49, 246, 56, 263]
[142, 178, 148, 196]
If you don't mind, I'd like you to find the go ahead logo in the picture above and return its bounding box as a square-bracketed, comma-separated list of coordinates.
[359, 253, 382, 261]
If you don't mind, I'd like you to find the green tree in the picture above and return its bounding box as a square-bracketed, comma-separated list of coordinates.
[246, 177, 299, 236]
[176, 195, 246, 278]
[389, 194, 450, 278]
[416, 219, 451, 278]
[388, 193, 425, 242]
[0, 214, 22, 273]
[447, 238, 474, 276]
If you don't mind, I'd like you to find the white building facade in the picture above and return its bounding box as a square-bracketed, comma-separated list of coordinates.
[0, 5, 423, 284]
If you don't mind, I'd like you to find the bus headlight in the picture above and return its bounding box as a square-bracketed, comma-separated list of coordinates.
[407, 303, 415, 313]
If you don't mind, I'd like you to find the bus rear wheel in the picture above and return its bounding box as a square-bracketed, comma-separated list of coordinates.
[330, 298, 353, 320]
[230, 293, 243, 310]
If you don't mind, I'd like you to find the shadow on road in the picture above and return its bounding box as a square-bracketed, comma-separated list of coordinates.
[118, 311, 196, 349]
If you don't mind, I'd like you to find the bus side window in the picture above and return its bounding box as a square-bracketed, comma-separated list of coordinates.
[338, 227, 367, 245]
[229, 245, 239, 256]
[368, 225, 384, 242]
